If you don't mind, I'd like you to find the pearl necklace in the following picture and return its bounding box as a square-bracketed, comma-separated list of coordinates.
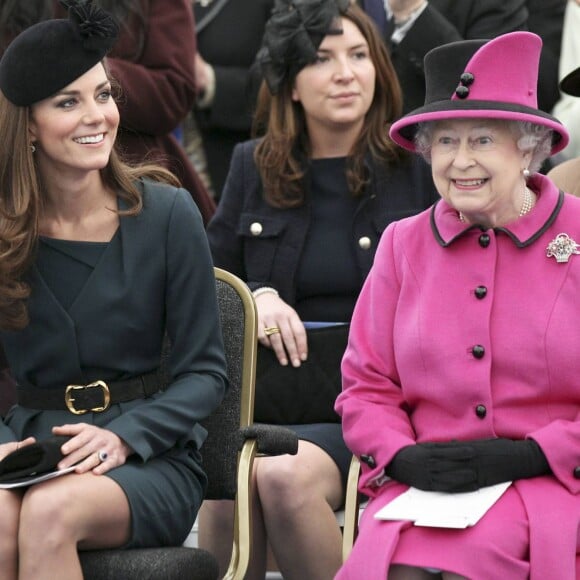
[519, 186, 535, 217]
[458, 187, 536, 223]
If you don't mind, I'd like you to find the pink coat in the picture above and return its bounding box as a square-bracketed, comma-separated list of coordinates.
[336, 174, 580, 579]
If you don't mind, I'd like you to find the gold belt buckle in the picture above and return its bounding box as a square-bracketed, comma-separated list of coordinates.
[64, 381, 111, 415]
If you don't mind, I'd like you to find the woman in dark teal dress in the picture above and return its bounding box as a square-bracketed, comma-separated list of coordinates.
[0, 2, 227, 578]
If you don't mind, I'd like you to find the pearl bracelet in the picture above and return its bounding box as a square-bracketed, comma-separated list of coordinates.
[252, 287, 279, 299]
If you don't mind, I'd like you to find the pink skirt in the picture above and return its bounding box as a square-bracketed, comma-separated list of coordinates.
[390, 486, 529, 579]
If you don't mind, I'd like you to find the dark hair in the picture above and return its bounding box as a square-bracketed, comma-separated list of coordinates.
[252, 2, 405, 208]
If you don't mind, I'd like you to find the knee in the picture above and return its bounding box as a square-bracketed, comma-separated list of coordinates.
[256, 455, 316, 511]
[19, 482, 75, 546]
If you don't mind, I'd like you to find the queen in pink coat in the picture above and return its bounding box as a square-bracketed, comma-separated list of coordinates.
[336, 31, 580, 579]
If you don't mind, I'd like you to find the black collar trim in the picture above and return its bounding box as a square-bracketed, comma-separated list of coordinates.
[430, 191, 565, 248]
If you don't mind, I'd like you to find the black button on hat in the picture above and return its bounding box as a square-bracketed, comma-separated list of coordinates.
[455, 85, 469, 99]
[460, 72, 475, 86]
[472, 345, 485, 359]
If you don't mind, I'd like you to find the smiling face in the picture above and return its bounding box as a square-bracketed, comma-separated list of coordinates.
[291, 17, 376, 142]
[29, 62, 119, 180]
[429, 119, 532, 227]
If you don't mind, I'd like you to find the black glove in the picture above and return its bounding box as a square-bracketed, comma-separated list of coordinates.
[385, 442, 476, 492]
[464, 438, 551, 490]
[385, 439, 551, 493]
[0, 436, 71, 483]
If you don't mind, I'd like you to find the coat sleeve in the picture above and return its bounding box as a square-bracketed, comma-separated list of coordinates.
[206, 142, 253, 279]
[398, 0, 527, 55]
[528, 419, 580, 495]
[0, 420, 15, 444]
[106, 0, 197, 136]
[106, 190, 228, 460]
[335, 222, 416, 497]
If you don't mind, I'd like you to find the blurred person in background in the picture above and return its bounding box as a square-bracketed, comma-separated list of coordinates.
[359, 0, 565, 118]
[188, 0, 274, 198]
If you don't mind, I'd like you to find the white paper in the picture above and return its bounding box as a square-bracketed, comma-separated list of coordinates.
[374, 481, 512, 528]
[0, 465, 77, 489]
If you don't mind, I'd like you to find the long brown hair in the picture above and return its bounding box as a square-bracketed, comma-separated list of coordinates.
[252, 2, 405, 208]
[0, 89, 177, 331]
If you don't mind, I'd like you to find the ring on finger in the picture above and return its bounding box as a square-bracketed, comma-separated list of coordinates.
[97, 450, 108, 463]
[264, 326, 280, 337]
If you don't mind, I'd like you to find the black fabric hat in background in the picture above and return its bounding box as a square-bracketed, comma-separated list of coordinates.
[0, 0, 118, 107]
[560, 66, 580, 98]
[257, 0, 350, 95]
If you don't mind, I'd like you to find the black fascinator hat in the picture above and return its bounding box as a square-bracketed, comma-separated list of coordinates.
[0, 0, 118, 106]
[257, 0, 350, 95]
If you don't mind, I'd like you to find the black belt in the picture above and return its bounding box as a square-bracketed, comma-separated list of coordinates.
[17, 372, 161, 415]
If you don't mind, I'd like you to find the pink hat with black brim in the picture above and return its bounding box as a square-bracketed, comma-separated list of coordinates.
[389, 31, 569, 155]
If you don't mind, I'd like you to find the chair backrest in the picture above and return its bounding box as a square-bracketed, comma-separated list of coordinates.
[200, 267, 258, 500]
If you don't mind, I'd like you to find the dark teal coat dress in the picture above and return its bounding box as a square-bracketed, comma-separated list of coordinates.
[0, 180, 228, 547]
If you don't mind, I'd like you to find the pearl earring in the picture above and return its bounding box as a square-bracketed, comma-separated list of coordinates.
[30, 143, 36, 153]
[523, 168, 530, 178]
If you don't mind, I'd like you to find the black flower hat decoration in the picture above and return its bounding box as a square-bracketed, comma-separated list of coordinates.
[0, 0, 119, 106]
[257, 0, 350, 95]
[62, 0, 119, 51]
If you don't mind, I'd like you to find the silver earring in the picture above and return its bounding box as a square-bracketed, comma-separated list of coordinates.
[30, 143, 36, 153]
[523, 168, 530, 178]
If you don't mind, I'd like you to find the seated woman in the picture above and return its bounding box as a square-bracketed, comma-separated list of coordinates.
[204, 1, 437, 578]
[0, 3, 227, 579]
[336, 31, 579, 579]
